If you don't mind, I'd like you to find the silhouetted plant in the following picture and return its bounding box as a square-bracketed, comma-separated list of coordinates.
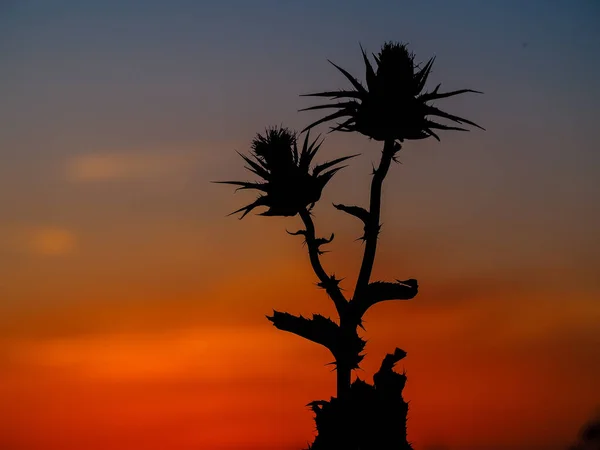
[217, 127, 357, 219]
[568, 410, 600, 450]
[217, 41, 482, 450]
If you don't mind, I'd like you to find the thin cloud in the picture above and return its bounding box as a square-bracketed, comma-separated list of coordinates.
[26, 227, 77, 256]
[65, 152, 197, 182]
[0, 226, 77, 256]
[7, 326, 316, 381]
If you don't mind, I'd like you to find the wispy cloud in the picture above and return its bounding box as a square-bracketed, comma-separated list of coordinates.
[26, 227, 77, 256]
[65, 152, 197, 182]
[7, 326, 315, 381]
[0, 226, 77, 256]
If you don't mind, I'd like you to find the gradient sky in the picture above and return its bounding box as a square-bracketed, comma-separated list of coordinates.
[1, 1, 599, 449]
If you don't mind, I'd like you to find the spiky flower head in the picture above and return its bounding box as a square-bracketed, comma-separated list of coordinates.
[301, 41, 484, 142]
[217, 126, 357, 218]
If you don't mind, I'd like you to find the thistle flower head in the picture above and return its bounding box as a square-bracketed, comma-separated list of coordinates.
[301, 41, 484, 142]
[217, 126, 358, 218]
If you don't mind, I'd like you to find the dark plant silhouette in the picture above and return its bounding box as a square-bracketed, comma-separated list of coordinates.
[217, 127, 357, 219]
[217, 41, 482, 449]
[568, 410, 600, 450]
[301, 42, 484, 141]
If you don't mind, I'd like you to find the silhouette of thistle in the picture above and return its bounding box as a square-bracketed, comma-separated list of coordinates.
[217, 41, 482, 450]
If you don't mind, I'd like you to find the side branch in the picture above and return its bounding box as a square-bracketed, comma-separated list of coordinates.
[266, 310, 366, 370]
[297, 208, 348, 316]
[349, 279, 418, 321]
[333, 203, 369, 225]
[354, 140, 400, 300]
[333, 203, 370, 240]
[266, 311, 340, 356]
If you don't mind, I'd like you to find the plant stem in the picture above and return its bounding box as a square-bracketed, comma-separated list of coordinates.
[354, 139, 398, 301]
[298, 208, 348, 317]
[336, 361, 351, 400]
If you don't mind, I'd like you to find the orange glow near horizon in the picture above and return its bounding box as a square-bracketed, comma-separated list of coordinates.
[2, 261, 599, 449]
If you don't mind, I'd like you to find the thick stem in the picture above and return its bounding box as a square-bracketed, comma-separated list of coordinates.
[298, 208, 348, 317]
[354, 139, 398, 301]
[336, 361, 351, 400]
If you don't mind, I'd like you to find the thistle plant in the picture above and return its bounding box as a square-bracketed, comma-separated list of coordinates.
[217, 41, 482, 450]
[218, 127, 357, 219]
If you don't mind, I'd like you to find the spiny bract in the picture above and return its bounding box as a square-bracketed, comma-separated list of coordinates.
[216, 126, 358, 218]
[301, 41, 484, 142]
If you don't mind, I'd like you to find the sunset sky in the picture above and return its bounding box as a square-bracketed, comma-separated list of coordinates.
[1, 1, 599, 449]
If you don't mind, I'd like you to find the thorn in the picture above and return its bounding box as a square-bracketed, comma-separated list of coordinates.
[286, 229, 307, 236]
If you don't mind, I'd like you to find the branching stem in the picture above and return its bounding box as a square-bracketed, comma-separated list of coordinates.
[298, 208, 348, 317]
[354, 139, 399, 302]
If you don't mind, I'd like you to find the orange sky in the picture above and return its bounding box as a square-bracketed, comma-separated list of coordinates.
[2, 1, 600, 449]
[2, 219, 599, 449]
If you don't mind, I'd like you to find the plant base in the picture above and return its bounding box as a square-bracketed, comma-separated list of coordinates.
[307, 349, 412, 450]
